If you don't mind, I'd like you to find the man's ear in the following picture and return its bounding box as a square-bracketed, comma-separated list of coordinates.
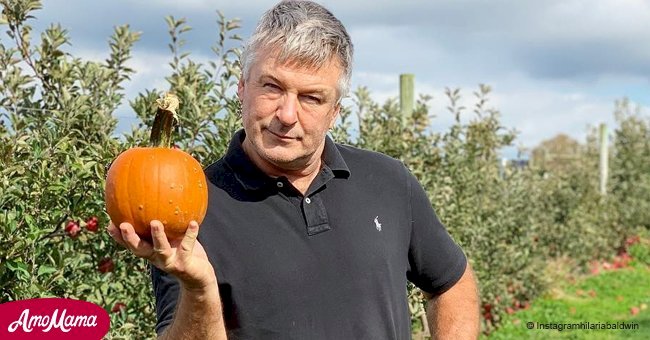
[237, 77, 245, 101]
[329, 103, 341, 129]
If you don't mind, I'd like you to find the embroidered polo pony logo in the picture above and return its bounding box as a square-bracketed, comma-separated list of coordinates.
[374, 216, 382, 231]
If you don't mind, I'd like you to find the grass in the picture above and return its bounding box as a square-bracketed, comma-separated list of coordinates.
[486, 256, 650, 339]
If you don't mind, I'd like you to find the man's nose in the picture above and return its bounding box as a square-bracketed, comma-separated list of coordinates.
[276, 94, 299, 125]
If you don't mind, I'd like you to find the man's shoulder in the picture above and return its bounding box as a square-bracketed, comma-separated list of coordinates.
[334, 142, 406, 173]
[203, 157, 239, 189]
[204, 157, 227, 175]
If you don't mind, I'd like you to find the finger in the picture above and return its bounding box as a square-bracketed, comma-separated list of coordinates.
[107, 221, 126, 246]
[150, 220, 172, 257]
[178, 221, 200, 261]
[119, 222, 153, 258]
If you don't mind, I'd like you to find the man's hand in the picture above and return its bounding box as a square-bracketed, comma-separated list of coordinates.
[108, 220, 227, 339]
[107, 220, 216, 290]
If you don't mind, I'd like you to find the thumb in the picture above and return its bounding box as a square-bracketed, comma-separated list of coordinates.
[178, 221, 200, 260]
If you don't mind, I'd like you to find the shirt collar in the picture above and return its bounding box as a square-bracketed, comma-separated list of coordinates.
[224, 129, 350, 191]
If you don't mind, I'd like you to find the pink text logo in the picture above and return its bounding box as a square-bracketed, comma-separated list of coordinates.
[0, 298, 110, 339]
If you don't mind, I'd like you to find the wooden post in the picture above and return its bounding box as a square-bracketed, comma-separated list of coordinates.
[599, 123, 608, 196]
[400, 74, 414, 127]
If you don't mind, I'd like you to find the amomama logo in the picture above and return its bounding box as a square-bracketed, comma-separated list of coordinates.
[0, 298, 110, 339]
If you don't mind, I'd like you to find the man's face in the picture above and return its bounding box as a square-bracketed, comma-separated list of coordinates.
[237, 48, 342, 171]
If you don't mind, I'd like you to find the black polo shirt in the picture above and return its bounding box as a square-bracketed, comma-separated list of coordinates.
[152, 129, 467, 340]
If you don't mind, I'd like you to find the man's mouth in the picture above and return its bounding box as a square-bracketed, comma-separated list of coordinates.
[267, 129, 296, 140]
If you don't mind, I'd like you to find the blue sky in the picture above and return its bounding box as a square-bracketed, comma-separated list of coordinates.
[24, 0, 650, 157]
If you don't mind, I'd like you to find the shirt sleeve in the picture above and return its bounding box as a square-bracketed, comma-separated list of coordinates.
[150, 264, 180, 336]
[405, 167, 467, 296]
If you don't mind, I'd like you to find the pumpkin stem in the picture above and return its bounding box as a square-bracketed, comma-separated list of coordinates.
[150, 93, 180, 148]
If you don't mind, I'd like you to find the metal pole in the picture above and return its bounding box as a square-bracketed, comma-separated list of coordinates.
[399, 74, 414, 128]
[599, 123, 608, 196]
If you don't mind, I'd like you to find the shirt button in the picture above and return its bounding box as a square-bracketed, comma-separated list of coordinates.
[276, 182, 284, 188]
[305, 197, 311, 204]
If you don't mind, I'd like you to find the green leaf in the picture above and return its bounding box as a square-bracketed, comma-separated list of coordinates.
[6, 260, 29, 276]
[37, 265, 57, 276]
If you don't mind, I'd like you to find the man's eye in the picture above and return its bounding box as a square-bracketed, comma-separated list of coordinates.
[302, 95, 322, 104]
[263, 83, 281, 90]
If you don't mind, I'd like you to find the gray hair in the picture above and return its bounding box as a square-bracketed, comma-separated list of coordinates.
[241, 0, 354, 101]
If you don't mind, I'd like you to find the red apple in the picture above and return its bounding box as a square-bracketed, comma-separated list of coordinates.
[98, 257, 114, 273]
[65, 220, 80, 238]
[85, 216, 99, 232]
[111, 302, 126, 313]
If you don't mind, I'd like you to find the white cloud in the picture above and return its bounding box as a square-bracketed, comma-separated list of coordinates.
[350, 69, 642, 154]
[22, 0, 650, 150]
[534, 0, 650, 40]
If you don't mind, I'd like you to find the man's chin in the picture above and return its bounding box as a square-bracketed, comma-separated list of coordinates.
[265, 153, 299, 165]
[262, 151, 309, 169]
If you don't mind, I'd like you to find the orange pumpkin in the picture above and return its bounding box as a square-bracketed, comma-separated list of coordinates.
[104, 93, 208, 240]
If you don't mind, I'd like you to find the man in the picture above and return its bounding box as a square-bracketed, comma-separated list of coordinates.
[108, 1, 479, 339]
